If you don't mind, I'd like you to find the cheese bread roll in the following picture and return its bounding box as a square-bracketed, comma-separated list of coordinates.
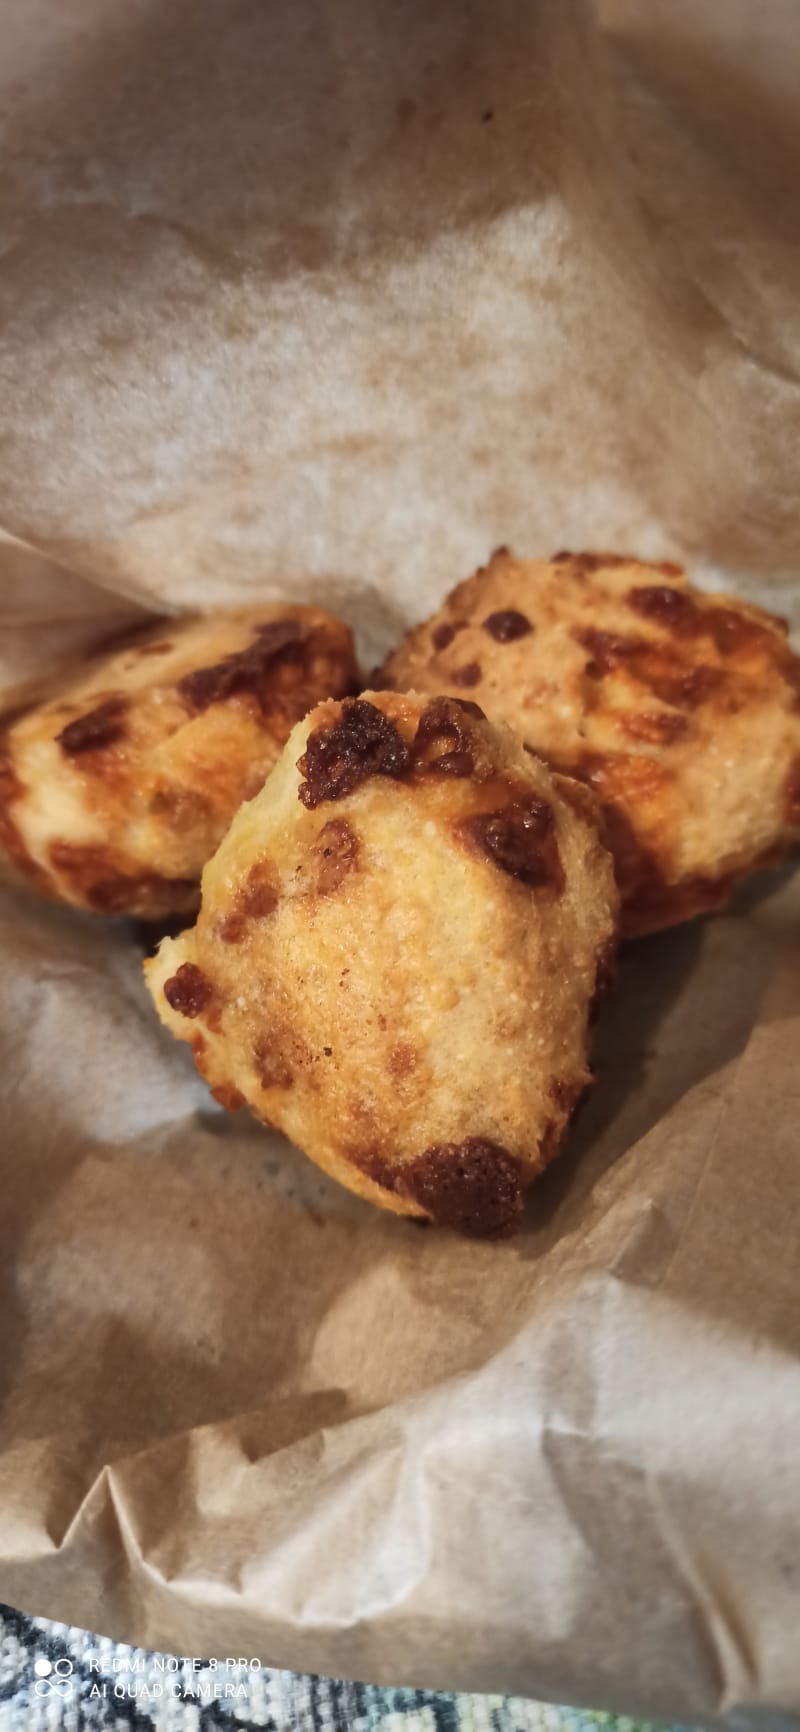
[379, 551, 800, 935]
[146, 691, 618, 1236]
[0, 606, 357, 918]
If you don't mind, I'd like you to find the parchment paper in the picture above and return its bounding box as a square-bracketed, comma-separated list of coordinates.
[0, 1, 799, 1722]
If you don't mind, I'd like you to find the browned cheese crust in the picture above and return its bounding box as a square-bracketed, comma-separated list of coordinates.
[0, 606, 357, 918]
[145, 691, 619, 1236]
[378, 550, 800, 934]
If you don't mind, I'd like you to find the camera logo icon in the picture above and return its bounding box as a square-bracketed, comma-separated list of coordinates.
[34, 1657, 75, 1698]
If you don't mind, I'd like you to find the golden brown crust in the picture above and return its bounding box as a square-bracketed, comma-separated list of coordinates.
[0, 605, 358, 918]
[379, 551, 800, 935]
[145, 690, 618, 1236]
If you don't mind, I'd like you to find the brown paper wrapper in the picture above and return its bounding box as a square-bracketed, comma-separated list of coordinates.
[0, 0, 799, 1720]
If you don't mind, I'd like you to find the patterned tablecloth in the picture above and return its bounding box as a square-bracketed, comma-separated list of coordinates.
[0, 1603, 682, 1732]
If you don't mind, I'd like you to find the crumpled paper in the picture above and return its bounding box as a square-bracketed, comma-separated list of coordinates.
[0, 0, 799, 1721]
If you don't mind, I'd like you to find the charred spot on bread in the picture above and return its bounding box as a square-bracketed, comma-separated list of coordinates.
[649, 663, 727, 708]
[412, 695, 482, 778]
[574, 626, 726, 711]
[179, 619, 306, 713]
[163, 961, 214, 1017]
[350, 1137, 524, 1236]
[211, 1083, 245, 1111]
[403, 1139, 524, 1237]
[239, 860, 279, 919]
[451, 697, 486, 720]
[314, 818, 361, 894]
[576, 627, 648, 678]
[431, 620, 464, 652]
[252, 1036, 295, 1090]
[450, 661, 482, 688]
[217, 859, 280, 941]
[463, 794, 564, 892]
[298, 699, 412, 808]
[483, 609, 532, 642]
[627, 586, 780, 661]
[57, 697, 129, 755]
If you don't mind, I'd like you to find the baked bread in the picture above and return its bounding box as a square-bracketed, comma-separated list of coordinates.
[378, 550, 800, 934]
[0, 605, 357, 918]
[145, 690, 618, 1236]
